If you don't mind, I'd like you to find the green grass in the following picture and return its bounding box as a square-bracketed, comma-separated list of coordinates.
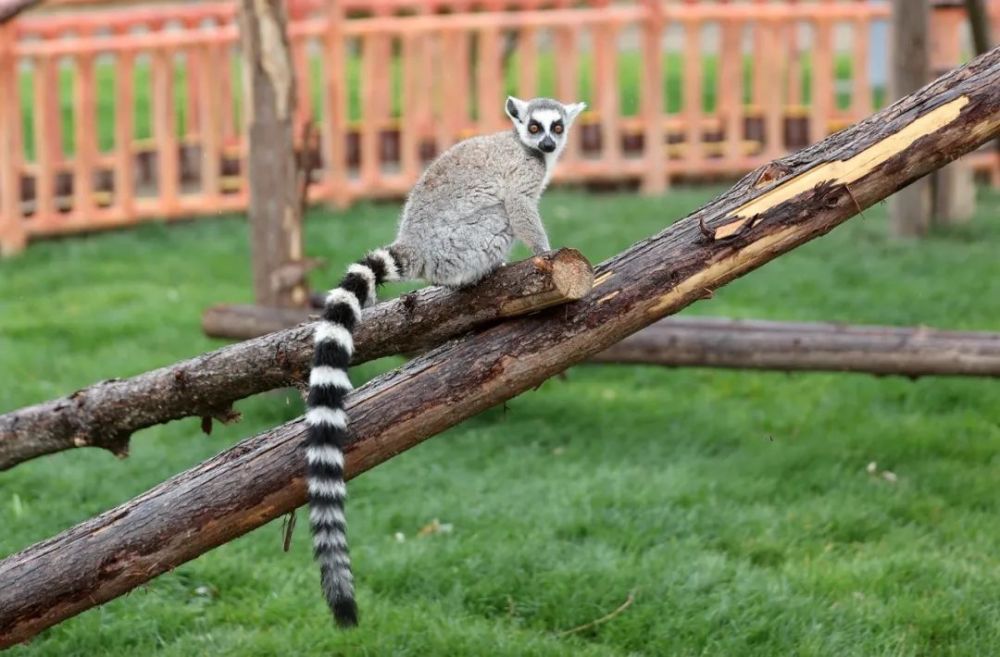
[2, 187, 1000, 655]
[19, 52, 883, 161]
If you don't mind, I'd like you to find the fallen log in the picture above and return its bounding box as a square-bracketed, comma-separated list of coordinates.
[0, 249, 593, 470]
[197, 306, 1000, 379]
[593, 317, 1000, 378]
[1, 46, 998, 648]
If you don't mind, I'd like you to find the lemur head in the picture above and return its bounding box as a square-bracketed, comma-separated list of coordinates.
[505, 96, 586, 157]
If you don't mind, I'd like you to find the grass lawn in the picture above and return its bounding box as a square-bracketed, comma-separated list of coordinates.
[2, 186, 999, 655]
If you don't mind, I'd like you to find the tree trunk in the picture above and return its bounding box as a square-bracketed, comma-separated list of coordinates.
[591, 317, 1000, 378]
[0, 250, 593, 470]
[1, 46, 998, 647]
[240, 0, 308, 307]
[890, 0, 932, 237]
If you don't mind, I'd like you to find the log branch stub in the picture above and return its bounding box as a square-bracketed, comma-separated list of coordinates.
[0, 249, 593, 470]
[1, 47, 999, 648]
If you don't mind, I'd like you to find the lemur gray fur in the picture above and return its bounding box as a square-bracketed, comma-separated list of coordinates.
[304, 96, 586, 627]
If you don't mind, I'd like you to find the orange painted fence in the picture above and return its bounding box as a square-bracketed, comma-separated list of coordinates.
[1, 0, 998, 253]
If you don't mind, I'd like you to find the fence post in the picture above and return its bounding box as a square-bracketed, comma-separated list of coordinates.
[0, 24, 27, 255]
[640, 0, 666, 193]
[889, 0, 932, 237]
[929, 1, 976, 224]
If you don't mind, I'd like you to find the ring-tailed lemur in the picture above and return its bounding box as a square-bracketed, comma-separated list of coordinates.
[305, 96, 586, 627]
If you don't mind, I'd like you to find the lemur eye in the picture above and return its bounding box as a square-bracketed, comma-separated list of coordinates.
[552, 122, 564, 134]
[528, 122, 541, 134]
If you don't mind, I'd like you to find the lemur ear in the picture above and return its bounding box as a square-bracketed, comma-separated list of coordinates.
[505, 96, 528, 124]
[563, 101, 587, 125]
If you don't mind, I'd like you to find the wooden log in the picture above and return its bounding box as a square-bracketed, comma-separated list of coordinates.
[240, 0, 308, 308]
[0, 250, 593, 470]
[1, 47, 998, 646]
[889, 0, 932, 237]
[202, 309, 1000, 379]
[591, 317, 1000, 378]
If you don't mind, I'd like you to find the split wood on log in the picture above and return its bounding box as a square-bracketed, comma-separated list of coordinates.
[592, 317, 1000, 378]
[1, 46, 999, 648]
[0, 249, 593, 470]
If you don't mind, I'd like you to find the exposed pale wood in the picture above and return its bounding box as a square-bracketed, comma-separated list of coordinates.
[889, 0, 932, 237]
[0, 250, 593, 470]
[1, 47, 998, 646]
[592, 317, 1000, 378]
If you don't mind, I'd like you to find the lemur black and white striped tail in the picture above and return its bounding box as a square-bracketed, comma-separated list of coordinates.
[305, 247, 401, 627]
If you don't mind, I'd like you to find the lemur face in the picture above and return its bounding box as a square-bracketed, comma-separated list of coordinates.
[505, 96, 586, 156]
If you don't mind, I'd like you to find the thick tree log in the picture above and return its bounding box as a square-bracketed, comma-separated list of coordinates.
[592, 318, 1000, 378]
[202, 250, 593, 340]
[198, 306, 1000, 379]
[2, 47, 999, 648]
[240, 0, 309, 308]
[0, 249, 593, 470]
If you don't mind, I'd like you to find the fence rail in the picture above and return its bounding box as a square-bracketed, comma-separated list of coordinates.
[1, 0, 998, 253]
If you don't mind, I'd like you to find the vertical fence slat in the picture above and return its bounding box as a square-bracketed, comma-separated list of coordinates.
[360, 33, 380, 186]
[786, 9, 802, 108]
[762, 18, 783, 159]
[682, 11, 703, 166]
[477, 25, 502, 132]
[594, 17, 622, 168]
[810, 1, 835, 144]
[152, 48, 179, 213]
[323, 0, 348, 206]
[184, 19, 202, 139]
[73, 52, 97, 219]
[33, 55, 57, 224]
[114, 44, 135, 219]
[0, 25, 26, 254]
[197, 43, 221, 204]
[401, 33, 421, 183]
[850, 7, 872, 121]
[519, 26, 537, 99]
[440, 29, 468, 145]
[719, 11, 744, 170]
[554, 24, 579, 171]
[640, 0, 665, 193]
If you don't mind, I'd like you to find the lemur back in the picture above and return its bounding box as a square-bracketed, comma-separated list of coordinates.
[304, 96, 585, 627]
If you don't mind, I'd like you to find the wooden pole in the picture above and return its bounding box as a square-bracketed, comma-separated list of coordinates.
[591, 317, 1000, 378]
[0, 250, 593, 470]
[196, 310, 1000, 380]
[889, 0, 932, 237]
[2, 46, 999, 646]
[239, 0, 308, 308]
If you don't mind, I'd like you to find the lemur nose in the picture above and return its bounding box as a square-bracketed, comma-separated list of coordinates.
[539, 138, 556, 153]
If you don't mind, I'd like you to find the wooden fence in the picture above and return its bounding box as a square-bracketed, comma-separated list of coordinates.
[1, 0, 998, 254]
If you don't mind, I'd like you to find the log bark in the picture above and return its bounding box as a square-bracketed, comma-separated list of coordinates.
[199, 308, 1000, 378]
[240, 0, 308, 308]
[890, 0, 932, 237]
[0, 249, 592, 470]
[592, 318, 1000, 378]
[2, 46, 999, 648]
